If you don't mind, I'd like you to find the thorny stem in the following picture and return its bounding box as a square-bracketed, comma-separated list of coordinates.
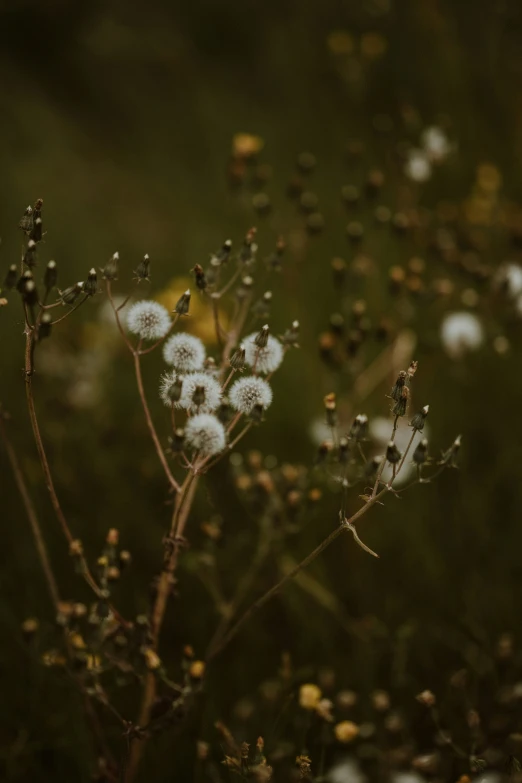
[0, 410, 60, 611]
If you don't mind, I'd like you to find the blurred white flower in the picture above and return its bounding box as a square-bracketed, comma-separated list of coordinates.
[163, 332, 205, 372]
[229, 376, 273, 414]
[404, 149, 432, 183]
[243, 332, 284, 374]
[185, 413, 226, 456]
[440, 311, 484, 358]
[127, 301, 171, 341]
[178, 372, 222, 413]
[327, 757, 367, 783]
[421, 125, 451, 162]
[496, 263, 522, 297]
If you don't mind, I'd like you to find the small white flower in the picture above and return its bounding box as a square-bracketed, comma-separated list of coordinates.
[440, 311, 484, 358]
[404, 149, 432, 183]
[178, 372, 222, 412]
[243, 332, 284, 374]
[126, 301, 171, 340]
[185, 413, 226, 456]
[421, 125, 451, 162]
[229, 376, 273, 414]
[163, 332, 205, 371]
[159, 371, 183, 407]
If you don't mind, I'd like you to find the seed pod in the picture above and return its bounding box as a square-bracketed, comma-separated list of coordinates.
[30, 217, 43, 242]
[280, 320, 300, 347]
[133, 253, 151, 282]
[392, 385, 409, 417]
[230, 344, 246, 370]
[390, 370, 407, 402]
[413, 438, 428, 465]
[254, 324, 269, 349]
[168, 428, 185, 454]
[174, 289, 191, 316]
[60, 282, 83, 305]
[17, 269, 33, 293]
[192, 264, 207, 291]
[411, 405, 429, 431]
[44, 260, 58, 291]
[38, 312, 52, 340]
[19, 206, 34, 234]
[348, 414, 368, 441]
[23, 240, 37, 268]
[101, 252, 119, 281]
[23, 280, 38, 307]
[82, 269, 98, 297]
[386, 441, 401, 464]
[324, 392, 337, 427]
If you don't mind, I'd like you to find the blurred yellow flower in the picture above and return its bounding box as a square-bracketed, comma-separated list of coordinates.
[334, 720, 360, 743]
[299, 683, 322, 710]
[232, 133, 264, 158]
[360, 32, 387, 59]
[327, 30, 354, 55]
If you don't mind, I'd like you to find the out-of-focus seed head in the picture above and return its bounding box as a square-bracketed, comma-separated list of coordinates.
[297, 151, 317, 173]
[346, 221, 364, 244]
[341, 185, 360, 207]
[251, 291, 272, 320]
[329, 313, 345, 335]
[411, 405, 429, 431]
[4, 265, 18, 290]
[386, 441, 402, 464]
[252, 193, 271, 215]
[17, 269, 33, 294]
[331, 257, 347, 287]
[264, 236, 286, 271]
[299, 191, 319, 214]
[441, 434, 461, 467]
[365, 455, 382, 478]
[133, 253, 151, 282]
[324, 392, 337, 427]
[185, 414, 226, 456]
[239, 227, 258, 265]
[349, 414, 368, 441]
[167, 427, 186, 454]
[30, 217, 43, 243]
[306, 212, 325, 234]
[316, 440, 334, 464]
[191, 264, 207, 291]
[101, 251, 119, 281]
[44, 260, 58, 291]
[82, 269, 98, 297]
[211, 239, 232, 268]
[23, 280, 38, 307]
[280, 320, 300, 348]
[18, 205, 33, 234]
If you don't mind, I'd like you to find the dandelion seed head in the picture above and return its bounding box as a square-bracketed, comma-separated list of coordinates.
[185, 413, 226, 456]
[126, 300, 171, 340]
[178, 372, 222, 412]
[159, 371, 184, 407]
[229, 376, 273, 414]
[243, 332, 284, 373]
[440, 311, 484, 358]
[163, 332, 205, 371]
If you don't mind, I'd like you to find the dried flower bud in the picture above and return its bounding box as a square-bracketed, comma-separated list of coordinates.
[38, 312, 52, 340]
[416, 689, 436, 707]
[23, 240, 37, 268]
[252, 291, 272, 319]
[316, 440, 333, 464]
[174, 289, 191, 316]
[413, 438, 428, 465]
[30, 217, 43, 242]
[101, 252, 119, 281]
[441, 434, 461, 467]
[133, 253, 151, 281]
[338, 437, 349, 463]
[324, 392, 337, 427]
[254, 324, 270, 349]
[191, 264, 207, 291]
[239, 227, 258, 264]
[23, 280, 38, 307]
[341, 185, 360, 207]
[59, 282, 83, 305]
[82, 269, 98, 297]
[281, 320, 300, 347]
[4, 264, 18, 290]
[264, 236, 286, 270]
[390, 370, 407, 402]
[211, 239, 232, 267]
[365, 455, 382, 478]
[392, 385, 409, 417]
[386, 441, 401, 464]
[44, 260, 58, 291]
[348, 414, 368, 441]
[334, 720, 360, 743]
[18, 205, 33, 234]
[16, 270, 33, 293]
[119, 550, 132, 569]
[411, 405, 429, 431]
[168, 427, 185, 454]
[230, 344, 246, 370]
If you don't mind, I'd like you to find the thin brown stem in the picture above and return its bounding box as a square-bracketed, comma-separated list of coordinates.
[206, 488, 387, 662]
[0, 411, 60, 611]
[51, 295, 88, 326]
[106, 281, 135, 352]
[371, 414, 399, 498]
[133, 352, 181, 493]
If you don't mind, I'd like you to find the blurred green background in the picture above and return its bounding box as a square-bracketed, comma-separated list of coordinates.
[3, 1, 522, 780]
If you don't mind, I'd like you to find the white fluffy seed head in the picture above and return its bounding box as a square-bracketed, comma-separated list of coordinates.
[404, 149, 431, 183]
[440, 311, 484, 358]
[159, 371, 184, 407]
[163, 332, 205, 371]
[185, 414, 226, 457]
[243, 332, 284, 374]
[229, 376, 273, 414]
[126, 301, 171, 340]
[178, 372, 222, 412]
